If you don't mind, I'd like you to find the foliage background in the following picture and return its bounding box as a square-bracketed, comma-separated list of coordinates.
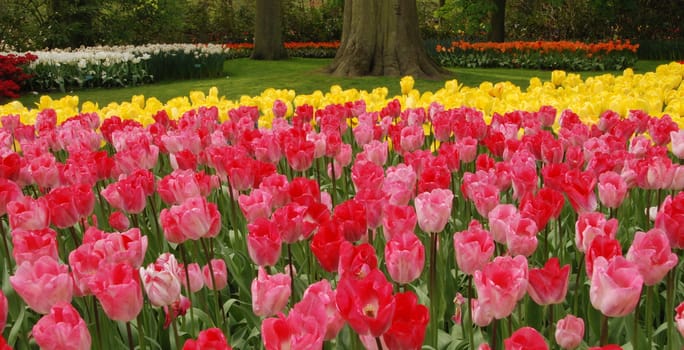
[0, 0, 681, 59]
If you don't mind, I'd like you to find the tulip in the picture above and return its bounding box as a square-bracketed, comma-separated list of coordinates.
[414, 188, 453, 233]
[33, 302, 91, 350]
[473, 255, 528, 320]
[336, 269, 396, 337]
[7, 195, 50, 231]
[182, 327, 232, 350]
[203, 259, 228, 290]
[246, 217, 282, 267]
[504, 327, 548, 350]
[527, 257, 570, 305]
[179, 262, 204, 293]
[10, 256, 73, 314]
[590, 256, 643, 317]
[261, 308, 324, 350]
[0, 290, 7, 331]
[11, 228, 59, 266]
[453, 220, 495, 275]
[251, 267, 291, 317]
[298, 280, 344, 340]
[140, 254, 182, 307]
[575, 211, 618, 253]
[310, 221, 344, 273]
[88, 262, 143, 322]
[626, 228, 678, 286]
[160, 196, 221, 244]
[385, 231, 425, 284]
[555, 314, 584, 349]
[597, 171, 628, 209]
[382, 291, 429, 350]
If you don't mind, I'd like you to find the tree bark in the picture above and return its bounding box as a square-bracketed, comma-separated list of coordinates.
[327, 0, 450, 80]
[251, 0, 289, 60]
[488, 0, 506, 42]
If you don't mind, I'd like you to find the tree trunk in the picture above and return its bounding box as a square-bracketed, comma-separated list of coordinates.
[251, 0, 289, 60]
[488, 0, 506, 42]
[327, 0, 450, 79]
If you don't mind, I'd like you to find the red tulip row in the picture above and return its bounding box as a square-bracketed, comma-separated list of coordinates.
[1, 99, 684, 350]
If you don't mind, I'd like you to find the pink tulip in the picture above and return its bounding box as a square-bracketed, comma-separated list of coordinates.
[160, 196, 221, 244]
[179, 262, 204, 293]
[247, 217, 282, 267]
[299, 280, 344, 340]
[675, 301, 684, 338]
[238, 189, 273, 223]
[251, 267, 291, 317]
[414, 188, 453, 233]
[597, 171, 628, 209]
[575, 211, 618, 253]
[0, 178, 22, 216]
[671, 130, 684, 159]
[506, 217, 538, 257]
[383, 164, 417, 206]
[10, 256, 73, 314]
[453, 220, 495, 275]
[504, 327, 548, 350]
[471, 298, 494, 327]
[590, 256, 643, 317]
[655, 192, 684, 249]
[473, 255, 528, 320]
[258, 173, 290, 209]
[182, 327, 232, 350]
[203, 259, 228, 290]
[555, 314, 584, 349]
[400, 124, 425, 152]
[527, 257, 570, 306]
[157, 169, 217, 206]
[33, 302, 91, 350]
[626, 228, 678, 286]
[382, 204, 417, 240]
[261, 307, 324, 350]
[140, 253, 182, 307]
[7, 195, 50, 230]
[89, 262, 143, 322]
[385, 231, 425, 284]
[488, 203, 519, 244]
[108, 211, 130, 231]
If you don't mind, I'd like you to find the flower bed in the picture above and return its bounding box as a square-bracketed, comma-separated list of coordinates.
[0, 53, 37, 100]
[224, 41, 340, 59]
[0, 62, 683, 350]
[3, 44, 229, 93]
[435, 40, 639, 71]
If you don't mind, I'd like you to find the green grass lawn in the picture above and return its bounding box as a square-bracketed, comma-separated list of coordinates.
[13, 58, 670, 108]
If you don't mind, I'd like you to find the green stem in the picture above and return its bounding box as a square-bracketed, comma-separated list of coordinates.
[600, 314, 609, 346]
[467, 276, 474, 350]
[645, 285, 653, 348]
[428, 232, 439, 348]
[172, 318, 182, 349]
[547, 304, 554, 345]
[126, 321, 135, 350]
[572, 256, 584, 316]
[667, 269, 676, 350]
[200, 238, 224, 330]
[137, 312, 146, 350]
[288, 243, 297, 305]
[179, 244, 196, 336]
[330, 157, 337, 207]
[92, 296, 103, 350]
[0, 218, 13, 273]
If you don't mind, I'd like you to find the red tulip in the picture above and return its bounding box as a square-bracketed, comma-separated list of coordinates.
[338, 241, 378, 279]
[10, 256, 73, 314]
[382, 291, 429, 350]
[336, 268, 396, 337]
[333, 199, 367, 242]
[585, 235, 622, 278]
[519, 187, 565, 230]
[108, 211, 130, 231]
[45, 184, 94, 229]
[590, 256, 643, 317]
[33, 302, 91, 350]
[310, 221, 345, 272]
[182, 327, 232, 350]
[527, 257, 570, 305]
[504, 327, 548, 350]
[0, 178, 21, 216]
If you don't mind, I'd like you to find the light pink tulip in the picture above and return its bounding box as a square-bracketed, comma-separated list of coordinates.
[415, 188, 453, 233]
[385, 231, 425, 284]
[575, 212, 618, 253]
[203, 259, 228, 290]
[626, 228, 678, 286]
[474, 255, 528, 320]
[140, 254, 182, 307]
[33, 302, 91, 350]
[555, 314, 584, 349]
[590, 256, 643, 317]
[10, 256, 73, 314]
[251, 267, 291, 317]
[453, 220, 495, 275]
[597, 171, 628, 209]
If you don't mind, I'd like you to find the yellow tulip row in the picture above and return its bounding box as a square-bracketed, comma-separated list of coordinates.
[1, 62, 683, 129]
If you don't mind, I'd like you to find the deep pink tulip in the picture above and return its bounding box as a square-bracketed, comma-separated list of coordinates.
[676, 301, 684, 338]
[157, 169, 217, 206]
[527, 257, 570, 305]
[382, 204, 417, 240]
[655, 192, 684, 249]
[507, 217, 538, 257]
[11, 227, 59, 266]
[160, 196, 221, 244]
[89, 262, 143, 321]
[336, 268, 396, 337]
[10, 256, 73, 314]
[351, 159, 385, 191]
[590, 256, 643, 317]
[238, 189, 273, 223]
[385, 231, 425, 284]
[0, 178, 22, 216]
[100, 169, 153, 214]
[504, 327, 548, 350]
[555, 314, 584, 350]
[473, 255, 528, 320]
[246, 217, 282, 267]
[626, 228, 678, 286]
[453, 220, 495, 275]
[203, 259, 228, 290]
[108, 211, 130, 231]
[585, 235, 623, 278]
[33, 302, 91, 350]
[414, 188, 453, 233]
[261, 308, 324, 350]
[251, 266, 291, 317]
[45, 184, 94, 229]
[333, 199, 368, 242]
